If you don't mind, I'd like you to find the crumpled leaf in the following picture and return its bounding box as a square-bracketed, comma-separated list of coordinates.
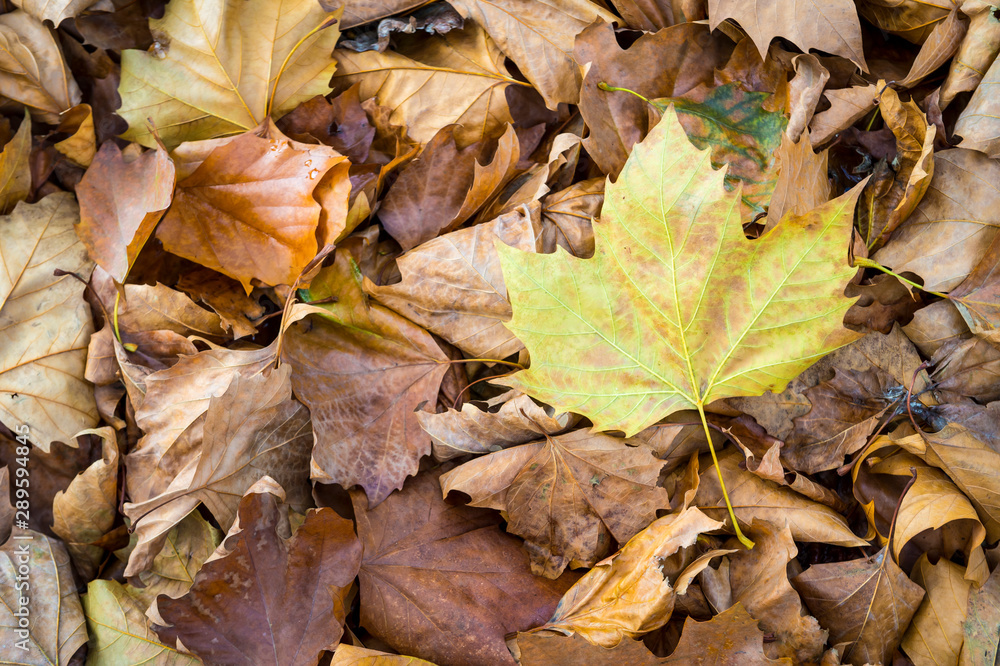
[539, 178, 601, 258]
[694, 447, 866, 547]
[0, 112, 30, 215]
[527, 507, 729, 648]
[901, 555, 972, 666]
[497, 105, 864, 437]
[0, 193, 98, 451]
[931, 336, 1000, 404]
[156, 123, 348, 292]
[331, 24, 523, 147]
[792, 547, 925, 666]
[0, 530, 88, 664]
[282, 251, 451, 506]
[117, 0, 343, 148]
[353, 469, 571, 666]
[154, 480, 362, 666]
[76, 140, 176, 283]
[447, 0, 616, 109]
[369, 204, 537, 359]
[419, 390, 571, 461]
[0, 10, 82, 124]
[875, 149, 1000, 292]
[83, 579, 201, 666]
[708, 0, 866, 70]
[442, 430, 671, 578]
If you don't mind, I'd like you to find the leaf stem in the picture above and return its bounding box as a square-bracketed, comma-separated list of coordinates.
[112, 291, 138, 352]
[697, 403, 754, 549]
[598, 82, 666, 112]
[853, 257, 948, 299]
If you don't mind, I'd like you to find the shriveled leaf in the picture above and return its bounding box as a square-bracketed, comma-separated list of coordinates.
[353, 469, 571, 666]
[0, 530, 88, 664]
[497, 105, 863, 437]
[83, 580, 200, 666]
[902, 555, 971, 666]
[529, 507, 727, 647]
[448, 0, 616, 109]
[154, 482, 362, 666]
[0, 112, 30, 214]
[331, 24, 523, 147]
[118, 0, 342, 148]
[708, 0, 866, 69]
[283, 252, 451, 505]
[793, 548, 924, 665]
[76, 141, 176, 283]
[0, 11, 82, 123]
[0, 193, 98, 451]
[442, 430, 671, 578]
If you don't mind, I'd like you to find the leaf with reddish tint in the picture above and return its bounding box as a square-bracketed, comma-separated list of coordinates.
[76, 140, 176, 282]
[353, 470, 572, 666]
[154, 481, 362, 666]
[282, 251, 451, 506]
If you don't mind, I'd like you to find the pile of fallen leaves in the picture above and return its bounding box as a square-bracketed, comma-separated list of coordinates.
[2, 0, 1000, 664]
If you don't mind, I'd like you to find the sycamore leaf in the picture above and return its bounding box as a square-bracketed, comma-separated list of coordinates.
[0, 11, 81, 124]
[0, 112, 30, 214]
[497, 105, 863, 438]
[0, 193, 98, 451]
[117, 0, 343, 148]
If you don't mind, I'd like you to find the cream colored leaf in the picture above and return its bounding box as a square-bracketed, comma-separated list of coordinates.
[13, 0, 102, 28]
[0, 193, 98, 452]
[117, 0, 342, 148]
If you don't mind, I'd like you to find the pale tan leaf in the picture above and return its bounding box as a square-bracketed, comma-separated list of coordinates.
[0, 11, 81, 123]
[902, 555, 972, 666]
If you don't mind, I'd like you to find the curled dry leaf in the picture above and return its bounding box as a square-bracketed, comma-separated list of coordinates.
[353, 470, 571, 666]
[75, 140, 176, 283]
[764, 130, 829, 232]
[856, 0, 955, 43]
[792, 547, 925, 666]
[954, 53, 1000, 158]
[898, 7, 968, 87]
[0, 193, 98, 452]
[0, 530, 88, 664]
[117, 0, 343, 148]
[419, 390, 571, 462]
[539, 177, 601, 258]
[154, 481, 362, 666]
[931, 336, 1000, 404]
[901, 555, 972, 666]
[785, 55, 830, 143]
[442, 430, 672, 578]
[0, 112, 30, 214]
[368, 203, 537, 359]
[528, 506, 727, 648]
[940, 0, 1000, 106]
[809, 84, 879, 147]
[0, 11, 82, 124]
[332, 24, 523, 147]
[949, 229, 1000, 341]
[282, 252, 451, 506]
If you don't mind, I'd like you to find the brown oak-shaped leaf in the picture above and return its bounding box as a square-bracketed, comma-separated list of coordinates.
[352, 469, 571, 666]
[282, 252, 451, 506]
[530, 507, 728, 647]
[156, 124, 347, 292]
[442, 430, 671, 578]
[124, 365, 311, 577]
[154, 480, 362, 665]
[419, 390, 571, 461]
[793, 548, 924, 665]
[902, 555, 972, 666]
[76, 140, 176, 282]
[368, 204, 537, 359]
[844, 273, 924, 334]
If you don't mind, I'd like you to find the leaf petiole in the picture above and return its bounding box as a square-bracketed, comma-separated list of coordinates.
[597, 82, 667, 113]
[697, 403, 755, 549]
[853, 257, 948, 299]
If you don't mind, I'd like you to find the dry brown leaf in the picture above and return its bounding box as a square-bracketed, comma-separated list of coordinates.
[0, 193, 98, 451]
[442, 430, 671, 578]
[858, 0, 956, 43]
[53, 103, 96, 168]
[875, 149, 1000, 292]
[353, 469, 571, 666]
[51, 426, 119, 580]
[76, 141, 176, 283]
[419, 390, 571, 461]
[606, 0, 705, 30]
[276, 85, 376, 164]
[663, 603, 792, 664]
[793, 547, 925, 665]
[902, 555, 972, 666]
[332, 24, 524, 147]
[844, 273, 925, 334]
[157, 123, 348, 292]
[708, 0, 866, 70]
[0, 10, 82, 123]
[175, 267, 266, 339]
[527, 507, 727, 648]
[932, 336, 1000, 403]
[539, 177, 601, 258]
[695, 447, 867, 547]
[898, 8, 968, 87]
[0, 530, 88, 664]
[0, 112, 30, 214]
[902, 300, 970, 357]
[154, 480, 362, 666]
[764, 131, 829, 232]
[448, 0, 616, 109]
[950, 220, 1000, 341]
[786, 55, 830, 142]
[941, 0, 1000, 106]
[282, 252, 451, 506]
[341, 0, 428, 28]
[809, 84, 879, 146]
[368, 204, 537, 359]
